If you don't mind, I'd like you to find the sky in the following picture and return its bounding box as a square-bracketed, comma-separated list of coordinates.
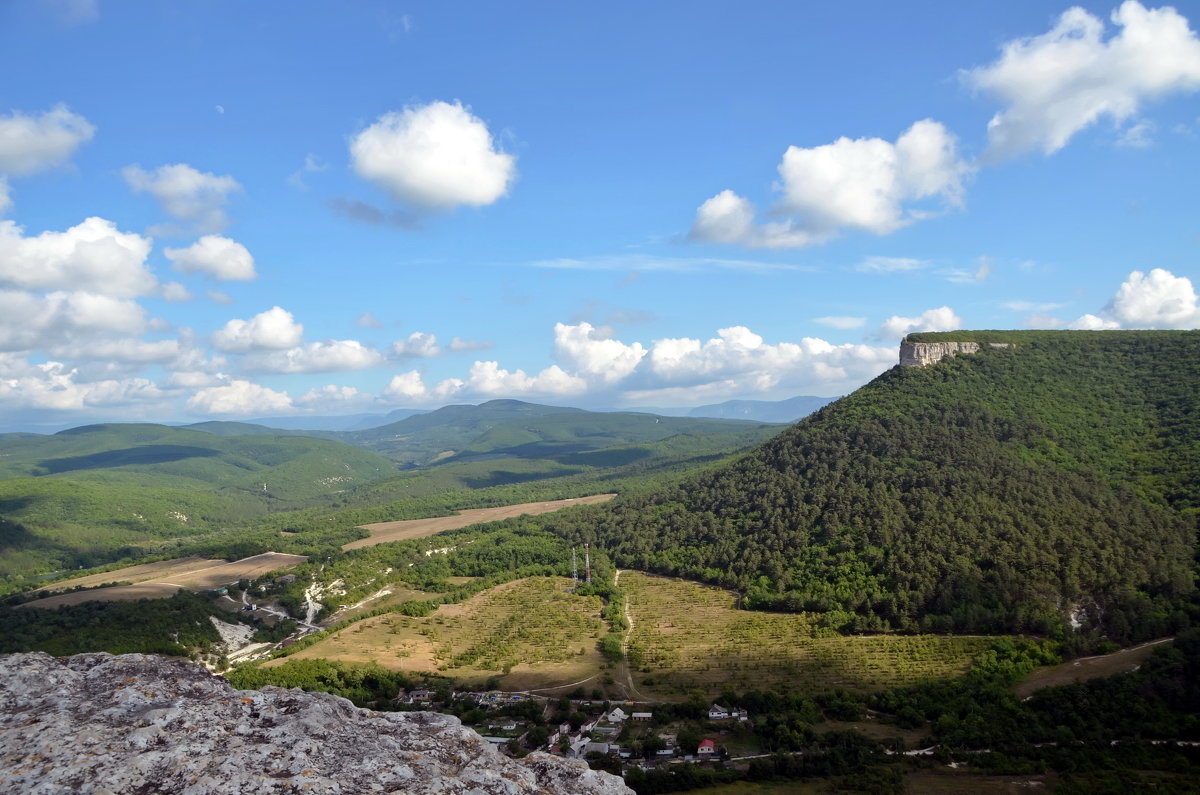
[1, 0, 1199, 428]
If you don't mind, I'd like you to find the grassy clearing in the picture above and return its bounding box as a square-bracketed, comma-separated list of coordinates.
[21, 556, 222, 593]
[17, 582, 184, 608]
[623, 572, 995, 696]
[1012, 637, 1173, 699]
[273, 576, 607, 689]
[343, 494, 616, 550]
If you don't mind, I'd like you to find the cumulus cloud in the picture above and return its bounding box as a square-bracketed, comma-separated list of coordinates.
[879, 306, 964, 338]
[356, 311, 383, 328]
[296, 384, 368, 411]
[965, 1, 1200, 160]
[0, 217, 156, 297]
[0, 290, 145, 353]
[392, 332, 443, 358]
[212, 306, 303, 352]
[0, 178, 11, 215]
[0, 105, 95, 175]
[350, 100, 516, 209]
[161, 282, 192, 302]
[553, 321, 646, 384]
[692, 120, 968, 248]
[187, 379, 292, 415]
[122, 163, 241, 233]
[164, 235, 256, 281]
[1071, 268, 1200, 329]
[0, 360, 165, 412]
[244, 340, 384, 374]
[465, 361, 586, 397]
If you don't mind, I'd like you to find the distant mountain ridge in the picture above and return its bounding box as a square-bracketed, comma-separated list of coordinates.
[685, 395, 836, 422]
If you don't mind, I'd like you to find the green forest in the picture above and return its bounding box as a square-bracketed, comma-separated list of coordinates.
[536, 331, 1200, 642]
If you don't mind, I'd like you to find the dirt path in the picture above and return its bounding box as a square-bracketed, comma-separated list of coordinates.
[613, 569, 648, 701]
[1013, 637, 1173, 699]
[343, 494, 616, 550]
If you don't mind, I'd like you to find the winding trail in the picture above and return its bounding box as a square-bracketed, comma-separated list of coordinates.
[613, 570, 648, 701]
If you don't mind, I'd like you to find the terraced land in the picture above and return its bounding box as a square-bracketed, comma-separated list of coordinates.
[622, 571, 996, 696]
[273, 576, 607, 690]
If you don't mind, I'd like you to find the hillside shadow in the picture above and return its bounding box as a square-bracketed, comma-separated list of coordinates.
[460, 467, 586, 489]
[37, 445, 221, 475]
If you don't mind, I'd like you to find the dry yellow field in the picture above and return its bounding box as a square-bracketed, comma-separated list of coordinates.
[18, 551, 309, 608]
[343, 494, 616, 550]
[273, 576, 608, 690]
[622, 571, 994, 696]
[26, 556, 223, 594]
[1012, 637, 1172, 699]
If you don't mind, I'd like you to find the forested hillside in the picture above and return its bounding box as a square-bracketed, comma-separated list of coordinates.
[540, 331, 1200, 642]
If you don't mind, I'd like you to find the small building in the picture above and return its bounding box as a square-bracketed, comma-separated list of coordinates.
[606, 707, 628, 723]
[697, 739, 717, 757]
[275, 574, 298, 585]
[631, 712, 653, 721]
[567, 739, 591, 759]
[708, 704, 730, 720]
[585, 741, 609, 756]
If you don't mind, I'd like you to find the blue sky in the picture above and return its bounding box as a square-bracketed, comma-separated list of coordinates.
[1, 0, 1198, 427]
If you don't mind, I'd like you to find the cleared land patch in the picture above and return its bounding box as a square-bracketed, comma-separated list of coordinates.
[343, 494, 616, 550]
[1012, 637, 1173, 699]
[623, 571, 995, 696]
[18, 551, 308, 608]
[273, 576, 607, 689]
[25, 556, 223, 594]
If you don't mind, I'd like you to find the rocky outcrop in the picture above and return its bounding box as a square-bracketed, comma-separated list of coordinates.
[899, 340, 1011, 367]
[0, 652, 631, 795]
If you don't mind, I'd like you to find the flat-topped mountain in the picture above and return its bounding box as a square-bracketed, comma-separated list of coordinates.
[543, 330, 1200, 642]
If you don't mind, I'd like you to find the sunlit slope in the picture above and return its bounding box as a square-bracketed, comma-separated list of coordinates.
[543, 331, 1200, 640]
[0, 424, 396, 575]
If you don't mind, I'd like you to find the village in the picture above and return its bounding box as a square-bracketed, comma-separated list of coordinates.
[395, 686, 754, 774]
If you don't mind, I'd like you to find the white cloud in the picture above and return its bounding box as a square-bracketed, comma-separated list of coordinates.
[207, 289, 233, 305]
[965, 1, 1200, 160]
[449, 336, 494, 352]
[0, 178, 10, 215]
[212, 306, 303, 352]
[392, 331, 442, 358]
[382, 370, 463, 403]
[0, 105, 95, 176]
[1069, 313, 1122, 330]
[0, 290, 146, 353]
[350, 100, 516, 209]
[122, 163, 241, 233]
[942, 256, 992, 284]
[856, 256, 928, 273]
[164, 235, 257, 281]
[296, 384, 368, 411]
[689, 190, 823, 249]
[814, 316, 866, 329]
[553, 321, 646, 384]
[0, 360, 165, 411]
[464, 360, 587, 397]
[1073, 267, 1200, 329]
[0, 217, 156, 297]
[692, 120, 968, 248]
[187, 379, 293, 415]
[879, 306, 964, 338]
[244, 340, 384, 374]
[1118, 120, 1157, 147]
[161, 281, 192, 302]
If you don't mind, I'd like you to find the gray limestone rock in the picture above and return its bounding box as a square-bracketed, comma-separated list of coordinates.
[0, 652, 632, 795]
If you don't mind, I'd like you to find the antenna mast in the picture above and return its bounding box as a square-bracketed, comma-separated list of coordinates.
[571, 547, 578, 590]
[584, 542, 591, 584]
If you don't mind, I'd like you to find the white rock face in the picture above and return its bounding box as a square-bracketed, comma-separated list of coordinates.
[0, 652, 632, 795]
[899, 340, 1010, 367]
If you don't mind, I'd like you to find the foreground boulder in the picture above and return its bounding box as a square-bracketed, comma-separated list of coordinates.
[0, 652, 631, 794]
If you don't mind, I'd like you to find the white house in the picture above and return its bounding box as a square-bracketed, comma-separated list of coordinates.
[606, 707, 629, 723]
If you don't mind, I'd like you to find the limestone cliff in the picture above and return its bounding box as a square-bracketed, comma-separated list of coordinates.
[0, 652, 632, 795]
[899, 340, 1010, 367]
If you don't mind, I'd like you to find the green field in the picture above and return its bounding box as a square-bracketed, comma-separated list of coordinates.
[622, 571, 995, 695]
[273, 576, 608, 691]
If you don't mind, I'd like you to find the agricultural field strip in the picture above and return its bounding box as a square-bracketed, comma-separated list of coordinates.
[24, 556, 225, 594]
[343, 494, 616, 550]
[275, 576, 608, 689]
[622, 571, 995, 694]
[17, 552, 309, 609]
